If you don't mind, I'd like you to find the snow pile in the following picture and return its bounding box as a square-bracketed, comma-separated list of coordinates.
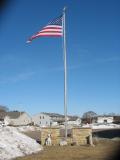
[82, 123, 120, 129]
[0, 126, 43, 160]
[16, 125, 41, 132]
[91, 123, 120, 129]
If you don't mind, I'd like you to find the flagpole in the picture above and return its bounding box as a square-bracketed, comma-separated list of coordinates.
[63, 7, 67, 140]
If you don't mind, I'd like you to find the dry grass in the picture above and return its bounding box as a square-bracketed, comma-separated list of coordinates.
[15, 140, 120, 160]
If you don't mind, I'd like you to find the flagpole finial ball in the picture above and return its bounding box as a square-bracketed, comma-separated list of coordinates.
[63, 7, 67, 12]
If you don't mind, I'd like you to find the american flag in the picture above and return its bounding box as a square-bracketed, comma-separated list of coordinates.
[27, 15, 63, 43]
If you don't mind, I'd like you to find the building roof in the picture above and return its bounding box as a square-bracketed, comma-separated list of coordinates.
[97, 115, 114, 118]
[6, 111, 24, 119]
[68, 116, 80, 121]
[41, 112, 65, 118]
[41, 112, 80, 121]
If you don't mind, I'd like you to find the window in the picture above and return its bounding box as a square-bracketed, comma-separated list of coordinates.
[40, 121, 41, 124]
[46, 121, 48, 124]
[43, 116, 44, 119]
[40, 116, 41, 119]
[104, 119, 107, 123]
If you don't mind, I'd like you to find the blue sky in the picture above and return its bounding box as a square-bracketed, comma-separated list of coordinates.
[0, 0, 120, 116]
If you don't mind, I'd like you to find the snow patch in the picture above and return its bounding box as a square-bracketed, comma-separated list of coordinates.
[16, 126, 41, 132]
[0, 126, 43, 160]
[82, 123, 120, 129]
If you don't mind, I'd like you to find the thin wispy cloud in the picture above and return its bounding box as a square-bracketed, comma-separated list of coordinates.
[0, 66, 81, 84]
[0, 53, 19, 63]
[96, 56, 120, 63]
[1, 55, 118, 85]
[0, 53, 30, 66]
[10, 72, 36, 82]
[0, 71, 35, 84]
[44, 65, 81, 72]
[68, 65, 81, 70]
[71, 45, 89, 53]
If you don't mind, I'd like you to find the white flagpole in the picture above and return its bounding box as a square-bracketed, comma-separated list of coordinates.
[63, 7, 67, 140]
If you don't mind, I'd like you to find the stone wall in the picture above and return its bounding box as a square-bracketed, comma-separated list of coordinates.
[72, 128, 92, 145]
[40, 127, 92, 145]
[41, 127, 60, 145]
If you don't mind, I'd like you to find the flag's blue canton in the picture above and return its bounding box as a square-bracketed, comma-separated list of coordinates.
[48, 15, 63, 26]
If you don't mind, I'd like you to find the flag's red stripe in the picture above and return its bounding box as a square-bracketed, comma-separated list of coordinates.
[43, 27, 62, 29]
[36, 35, 62, 37]
[40, 29, 62, 32]
[30, 34, 62, 40]
[37, 34, 62, 36]
[39, 31, 62, 33]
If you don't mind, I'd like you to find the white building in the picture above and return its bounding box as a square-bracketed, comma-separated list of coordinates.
[4, 111, 32, 126]
[67, 116, 81, 126]
[32, 112, 66, 127]
[32, 113, 52, 127]
[32, 112, 81, 127]
[97, 116, 114, 124]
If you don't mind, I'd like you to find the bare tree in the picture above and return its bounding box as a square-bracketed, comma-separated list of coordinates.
[0, 105, 9, 112]
[82, 111, 97, 124]
[82, 111, 97, 119]
[108, 112, 116, 116]
[0, 105, 9, 120]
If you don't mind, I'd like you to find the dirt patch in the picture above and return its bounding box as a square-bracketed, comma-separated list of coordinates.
[23, 131, 41, 140]
[15, 140, 120, 160]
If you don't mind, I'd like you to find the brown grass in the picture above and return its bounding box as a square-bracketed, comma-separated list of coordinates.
[15, 140, 120, 160]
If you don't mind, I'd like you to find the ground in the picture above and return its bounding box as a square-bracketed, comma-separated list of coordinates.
[15, 140, 120, 160]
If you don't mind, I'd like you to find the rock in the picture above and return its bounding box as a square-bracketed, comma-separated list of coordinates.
[59, 140, 67, 146]
[71, 142, 77, 146]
